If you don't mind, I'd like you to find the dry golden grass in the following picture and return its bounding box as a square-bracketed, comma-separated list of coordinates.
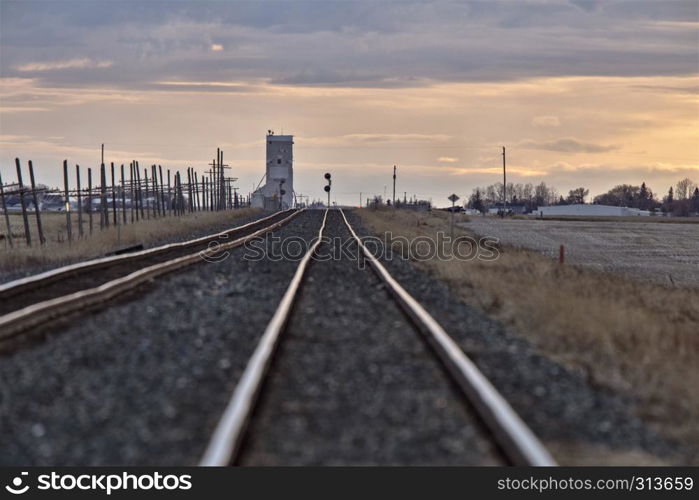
[515, 214, 699, 224]
[0, 208, 262, 275]
[358, 207, 699, 460]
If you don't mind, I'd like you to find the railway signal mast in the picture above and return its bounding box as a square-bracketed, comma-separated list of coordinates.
[324, 173, 331, 207]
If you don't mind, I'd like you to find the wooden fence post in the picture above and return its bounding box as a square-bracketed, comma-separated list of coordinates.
[178, 172, 184, 215]
[203, 177, 208, 211]
[150, 165, 157, 217]
[185, 168, 191, 213]
[192, 168, 196, 212]
[220, 149, 225, 210]
[136, 163, 144, 220]
[15, 158, 32, 247]
[208, 176, 213, 212]
[153, 167, 158, 218]
[212, 154, 217, 211]
[173, 172, 177, 216]
[153, 165, 163, 217]
[176, 172, 182, 215]
[194, 171, 200, 211]
[121, 164, 127, 224]
[130, 163, 136, 222]
[155, 165, 162, 216]
[167, 169, 172, 216]
[75, 164, 83, 238]
[0, 171, 14, 248]
[63, 159, 72, 242]
[111, 162, 117, 226]
[100, 163, 108, 229]
[158, 165, 165, 217]
[156, 165, 163, 217]
[209, 175, 214, 212]
[87, 167, 93, 234]
[200, 176, 205, 211]
[186, 169, 191, 212]
[144, 168, 150, 219]
[28, 160, 46, 244]
[219, 149, 224, 210]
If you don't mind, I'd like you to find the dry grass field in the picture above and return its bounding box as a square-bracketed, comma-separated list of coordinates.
[0, 208, 262, 278]
[464, 217, 699, 287]
[516, 215, 699, 224]
[358, 207, 699, 462]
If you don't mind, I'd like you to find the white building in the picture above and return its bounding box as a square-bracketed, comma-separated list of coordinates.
[251, 132, 294, 210]
[537, 204, 651, 217]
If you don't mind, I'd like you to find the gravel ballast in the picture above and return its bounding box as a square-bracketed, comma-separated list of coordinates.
[0, 210, 323, 465]
[238, 210, 503, 465]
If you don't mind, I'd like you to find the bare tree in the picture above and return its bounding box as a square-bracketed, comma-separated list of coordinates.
[566, 187, 589, 204]
[675, 178, 696, 200]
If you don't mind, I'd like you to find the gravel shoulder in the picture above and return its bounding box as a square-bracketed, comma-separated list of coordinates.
[349, 210, 692, 465]
[0, 210, 323, 465]
[238, 210, 503, 465]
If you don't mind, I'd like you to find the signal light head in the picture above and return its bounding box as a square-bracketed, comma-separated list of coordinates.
[324, 173, 331, 180]
[324, 185, 331, 192]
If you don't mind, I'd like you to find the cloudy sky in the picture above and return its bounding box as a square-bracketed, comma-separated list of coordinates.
[1, 0, 697, 205]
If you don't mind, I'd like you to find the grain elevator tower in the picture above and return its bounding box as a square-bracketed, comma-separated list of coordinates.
[251, 131, 294, 210]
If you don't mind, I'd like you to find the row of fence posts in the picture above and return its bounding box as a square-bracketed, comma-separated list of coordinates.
[1, 150, 248, 249]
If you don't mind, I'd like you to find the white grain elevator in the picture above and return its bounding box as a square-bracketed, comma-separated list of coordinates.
[251, 131, 294, 210]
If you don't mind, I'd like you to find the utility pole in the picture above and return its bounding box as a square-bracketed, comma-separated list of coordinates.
[0, 171, 14, 247]
[101, 144, 104, 166]
[359, 191, 362, 208]
[209, 150, 229, 210]
[392, 165, 396, 206]
[448, 193, 460, 240]
[502, 146, 506, 218]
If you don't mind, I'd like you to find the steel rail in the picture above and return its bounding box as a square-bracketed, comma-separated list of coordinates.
[199, 209, 329, 466]
[0, 210, 304, 343]
[338, 209, 556, 466]
[0, 209, 295, 300]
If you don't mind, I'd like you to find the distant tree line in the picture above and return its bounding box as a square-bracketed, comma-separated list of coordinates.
[592, 182, 657, 210]
[466, 177, 699, 216]
[467, 181, 559, 213]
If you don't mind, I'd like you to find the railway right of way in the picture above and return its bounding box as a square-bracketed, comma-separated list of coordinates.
[0, 209, 301, 348]
[0, 210, 324, 465]
[0, 209, 298, 315]
[201, 209, 555, 466]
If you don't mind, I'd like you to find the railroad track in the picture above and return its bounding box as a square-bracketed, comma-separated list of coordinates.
[201, 208, 556, 466]
[0, 209, 303, 347]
